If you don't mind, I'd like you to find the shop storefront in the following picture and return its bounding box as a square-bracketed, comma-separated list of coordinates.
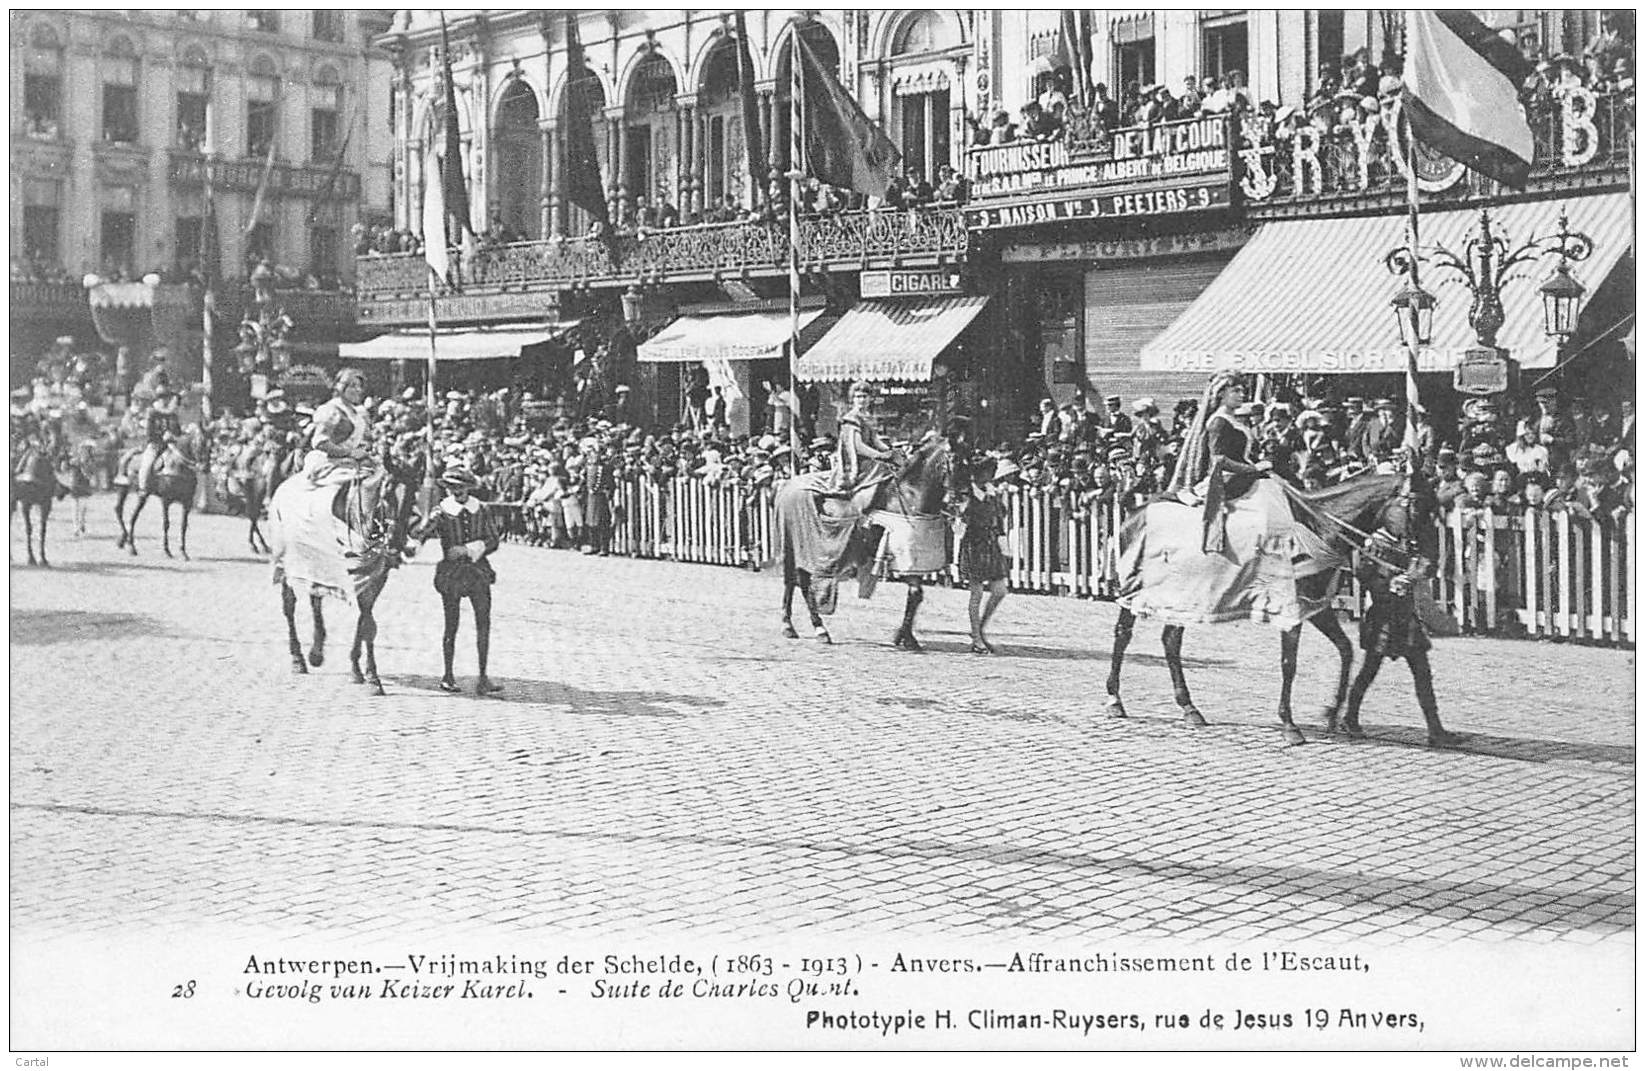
[793, 269, 990, 444]
[965, 115, 1246, 427]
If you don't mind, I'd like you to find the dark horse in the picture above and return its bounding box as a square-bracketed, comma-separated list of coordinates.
[239, 438, 297, 556]
[268, 454, 422, 695]
[1105, 463, 1435, 745]
[115, 429, 203, 559]
[11, 425, 65, 566]
[773, 435, 956, 649]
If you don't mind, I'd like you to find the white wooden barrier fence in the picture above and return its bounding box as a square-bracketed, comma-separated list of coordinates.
[491, 478, 1633, 647]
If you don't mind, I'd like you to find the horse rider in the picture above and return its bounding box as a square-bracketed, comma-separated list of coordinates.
[833, 380, 901, 500]
[136, 386, 184, 494]
[257, 389, 302, 476]
[304, 369, 376, 482]
[1169, 372, 1274, 553]
[413, 465, 503, 697]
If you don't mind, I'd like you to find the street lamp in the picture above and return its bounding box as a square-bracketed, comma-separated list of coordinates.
[1389, 276, 1437, 350]
[1385, 207, 1593, 396]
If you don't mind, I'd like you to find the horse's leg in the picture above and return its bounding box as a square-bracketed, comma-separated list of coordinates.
[113, 489, 129, 548]
[1310, 611, 1356, 733]
[1162, 625, 1207, 727]
[349, 599, 367, 684]
[1276, 626, 1307, 746]
[22, 503, 37, 566]
[282, 583, 307, 674]
[308, 593, 327, 667]
[36, 501, 49, 567]
[780, 553, 799, 639]
[126, 494, 148, 555]
[358, 578, 386, 696]
[1105, 607, 1136, 718]
[74, 495, 87, 536]
[178, 504, 191, 561]
[892, 580, 925, 652]
[798, 571, 830, 644]
[161, 500, 175, 558]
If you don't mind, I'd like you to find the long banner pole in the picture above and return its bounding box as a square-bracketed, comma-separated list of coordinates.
[426, 269, 439, 486]
[787, 27, 803, 461]
[1403, 132, 1424, 457]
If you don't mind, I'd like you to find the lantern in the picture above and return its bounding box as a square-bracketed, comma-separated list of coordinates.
[1390, 277, 1437, 350]
[1538, 259, 1586, 339]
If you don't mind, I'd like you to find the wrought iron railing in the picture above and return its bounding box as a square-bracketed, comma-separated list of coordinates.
[354, 206, 970, 299]
[9, 279, 91, 320]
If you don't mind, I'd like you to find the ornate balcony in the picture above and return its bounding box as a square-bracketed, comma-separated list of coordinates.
[1241, 86, 1633, 219]
[217, 286, 357, 327]
[354, 207, 969, 327]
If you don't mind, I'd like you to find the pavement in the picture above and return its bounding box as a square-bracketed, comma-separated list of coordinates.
[7, 498, 1637, 1049]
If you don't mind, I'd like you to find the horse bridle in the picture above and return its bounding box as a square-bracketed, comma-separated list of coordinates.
[1280, 474, 1420, 574]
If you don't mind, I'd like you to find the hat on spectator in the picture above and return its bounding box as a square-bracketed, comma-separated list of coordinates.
[1534, 385, 1559, 399]
[1437, 445, 1459, 462]
[440, 466, 480, 492]
[445, 390, 464, 400]
[615, 384, 631, 394]
[1296, 410, 1325, 429]
[756, 434, 779, 451]
[1105, 394, 1122, 407]
[53, 335, 74, 347]
[810, 437, 833, 450]
[1374, 397, 1397, 411]
[1269, 402, 1293, 416]
[1131, 396, 1157, 415]
[771, 444, 793, 459]
[993, 459, 1022, 483]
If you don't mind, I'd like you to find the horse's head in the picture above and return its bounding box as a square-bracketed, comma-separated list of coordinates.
[1375, 453, 1439, 567]
[885, 435, 953, 516]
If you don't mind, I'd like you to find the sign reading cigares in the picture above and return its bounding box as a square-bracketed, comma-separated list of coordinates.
[963, 115, 1234, 231]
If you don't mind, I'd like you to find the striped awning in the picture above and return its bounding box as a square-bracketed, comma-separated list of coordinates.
[637, 309, 823, 363]
[338, 324, 574, 362]
[1141, 192, 1634, 374]
[795, 296, 990, 383]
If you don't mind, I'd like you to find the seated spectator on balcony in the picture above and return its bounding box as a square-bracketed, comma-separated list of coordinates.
[1021, 101, 1060, 140]
[655, 197, 680, 229]
[988, 109, 1017, 145]
[1177, 75, 1203, 117]
[933, 164, 968, 205]
[1038, 74, 1068, 117]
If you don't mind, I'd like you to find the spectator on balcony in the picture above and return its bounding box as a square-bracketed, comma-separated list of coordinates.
[1177, 75, 1203, 117]
[1021, 101, 1060, 141]
[988, 109, 1017, 145]
[933, 165, 968, 205]
[1506, 418, 1551, 475]
[1090, 83, 1119, 130]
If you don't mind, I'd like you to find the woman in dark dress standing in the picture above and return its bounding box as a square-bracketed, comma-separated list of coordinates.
[415, 466, 503, 696]
[957, 457, 1018, 654]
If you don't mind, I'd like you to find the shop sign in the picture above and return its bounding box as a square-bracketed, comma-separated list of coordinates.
[279, 363, 332, 403]
[966, 115, 1232, 200]
[1143, 346, 1476, 375]
[1453, 347, 1508, 395]
[965, 183, 1230, 230]
[1001, 226, 1255, 263]
[860, 269, 964, 298]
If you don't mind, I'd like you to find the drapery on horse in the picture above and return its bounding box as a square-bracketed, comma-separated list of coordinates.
[267, 451, 422, 695]
[1104, 460, 1437, 745]
[773, 435, 956, 649]
[11, 423, 65, 567]
[114, 428, 203, 559]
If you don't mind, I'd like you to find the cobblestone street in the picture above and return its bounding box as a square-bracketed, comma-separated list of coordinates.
[11, 501, 1635, 953]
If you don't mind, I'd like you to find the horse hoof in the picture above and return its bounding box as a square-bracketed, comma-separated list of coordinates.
[1427, 730, 1465, 749]
[180, 552, 190, 562]
[1343, 721, 1365, 739]
[370, 684, 386, 698]
[1105, 695, 1128, 719]
[781, 623, 799, 640]
[163, 549, 174, 559]
[814, 629, 832, 645]
[1282, 725, 1308, 746]
[1182, 707, 1208, 728]
[291, 661, 308, 675]
[308, 651, 325, 668]
[350, 669, 366, 684]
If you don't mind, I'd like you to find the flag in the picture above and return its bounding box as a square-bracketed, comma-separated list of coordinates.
[424, 16, 477, 286]
[240, 119, 279, 240]
[794, 30, 900, 200]
[734, 11, 765, 207]
[305, 96, 356, 227]
[1057, 11, 1093, 107]
[562, 13, 610, 227]
[1403, 11, 1535, 189]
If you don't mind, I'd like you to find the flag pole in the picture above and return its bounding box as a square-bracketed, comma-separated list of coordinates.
[787, 24, 804, 461]
[426, 268, 439, 488]
[1402, 130, 1424, 459]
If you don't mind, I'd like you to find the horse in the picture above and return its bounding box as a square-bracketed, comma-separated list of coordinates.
[239, 438, 296, 556]
[1104, 462, 1435, 746]
[267, 452, 423, 696]
[10, 426, 65, 567]
[773, 435, 956, 649]
[115, 429, 203, 559]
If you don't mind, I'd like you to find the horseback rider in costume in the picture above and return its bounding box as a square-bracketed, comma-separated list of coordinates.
[304, 369, 376, 481]
[1169, 372, 1274, 554]
[832, 380, 901, 501]
[136, 387, 184, 495]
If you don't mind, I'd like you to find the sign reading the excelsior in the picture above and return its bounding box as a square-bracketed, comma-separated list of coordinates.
[860, 270, 964, 298]
[965, 184, 1230, 230]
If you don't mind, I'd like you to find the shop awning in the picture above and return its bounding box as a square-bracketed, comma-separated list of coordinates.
[795, 296, 990, 382]
[1141, 192, 1634, 374]
[637, 309, 824, 363]
[338, 323, 576, 362]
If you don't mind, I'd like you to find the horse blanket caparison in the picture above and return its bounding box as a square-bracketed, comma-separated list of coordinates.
[1117, 477, 1342, 629]
[773, 472, 887, 614]
[269, 478, 360, 605]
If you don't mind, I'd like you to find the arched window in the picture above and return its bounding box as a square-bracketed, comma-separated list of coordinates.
[102, 36, 140, 144]
[623, 53, 677, 210]
[888, 14, 958, 185]
[247, 55, 281, 159]
[697, 41, 742, 213]
[23, 24, 64, 140]
[177, 46, 211, 151]
[311, 64, 344, 162]
[492, 79, 540, 239]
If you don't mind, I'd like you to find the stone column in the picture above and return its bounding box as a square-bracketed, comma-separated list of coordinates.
[539, 118, 556, 239]
[692, 105, 709, 216]
[610, 106, 630, 221]
[758, 87, 776, 197]
[675, 94, 697, 218]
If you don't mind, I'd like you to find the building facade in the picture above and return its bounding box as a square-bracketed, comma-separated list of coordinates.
[9, 9, 395, 386]
[355, 9, 1633, 438]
